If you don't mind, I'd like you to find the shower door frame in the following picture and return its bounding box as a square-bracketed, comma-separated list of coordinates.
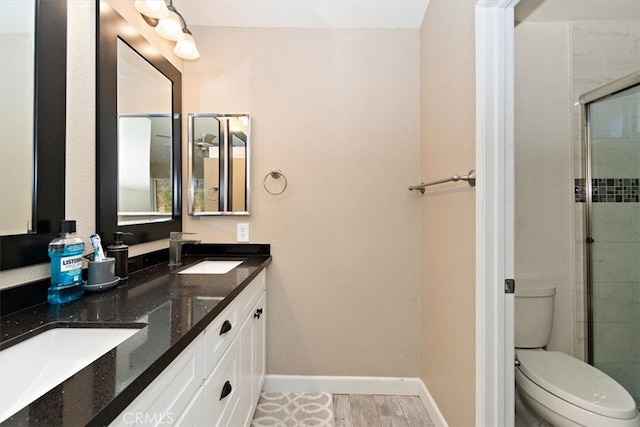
[579, 70, 640, 365]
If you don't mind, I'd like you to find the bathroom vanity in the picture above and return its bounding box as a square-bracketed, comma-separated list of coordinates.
[109, 268, 266, 426]
[0, 244, 270, 426]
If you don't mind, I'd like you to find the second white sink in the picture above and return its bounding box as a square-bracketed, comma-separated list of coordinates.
[179, 260, 243, 275]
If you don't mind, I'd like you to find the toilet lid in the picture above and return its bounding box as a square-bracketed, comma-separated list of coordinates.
[516, 350, 638, 419]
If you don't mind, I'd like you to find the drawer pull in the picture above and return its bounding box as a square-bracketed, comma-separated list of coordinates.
[254, 308, 263, 319]
[220, 381, 232, 400]
[220, 320, 232, 335]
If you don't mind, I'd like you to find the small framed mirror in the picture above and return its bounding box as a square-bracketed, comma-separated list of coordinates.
[188, 114, 250, 216]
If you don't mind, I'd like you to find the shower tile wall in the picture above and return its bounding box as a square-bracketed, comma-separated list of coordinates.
[589, 86, 640, 406]
[571, 19, 640, 367]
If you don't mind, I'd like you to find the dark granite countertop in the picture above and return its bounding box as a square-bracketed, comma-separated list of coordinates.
[0, 244, 271, 426]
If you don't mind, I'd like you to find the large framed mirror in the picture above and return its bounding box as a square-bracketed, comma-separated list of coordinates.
[97, 1, 182, 245]
[188, 114, 250, 216]
[0, 0, 66, 270]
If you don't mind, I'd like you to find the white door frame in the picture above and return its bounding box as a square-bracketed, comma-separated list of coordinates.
[475, 1, 518, 425]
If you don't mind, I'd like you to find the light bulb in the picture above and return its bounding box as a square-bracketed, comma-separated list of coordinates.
[134, 0, 169, 19]
[155, 9, 184, 41]
[174, 32, 200, 60]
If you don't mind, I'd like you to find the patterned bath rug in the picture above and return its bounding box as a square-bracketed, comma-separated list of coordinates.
[251, 392, 335, 426]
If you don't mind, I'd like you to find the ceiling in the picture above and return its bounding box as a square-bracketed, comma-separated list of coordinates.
[172, 0, 640, 29]
[515, 0, 640, 22]
[172, 0, 431, 29]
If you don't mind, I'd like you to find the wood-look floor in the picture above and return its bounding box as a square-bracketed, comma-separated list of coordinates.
[333, 395, 435, 427]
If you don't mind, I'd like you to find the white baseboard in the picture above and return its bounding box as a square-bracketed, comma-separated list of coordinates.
[416, 378, 449, 427]
[263, 375, 448, 427]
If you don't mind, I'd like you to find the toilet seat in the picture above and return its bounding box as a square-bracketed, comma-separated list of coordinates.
[516, 349, 638, 420]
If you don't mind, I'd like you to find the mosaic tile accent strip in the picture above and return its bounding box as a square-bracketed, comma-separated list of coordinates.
[575, 178, 640, 203]
[575, 179, 586, 203]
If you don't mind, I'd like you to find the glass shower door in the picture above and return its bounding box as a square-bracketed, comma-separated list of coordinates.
[587, 81, 640, 408]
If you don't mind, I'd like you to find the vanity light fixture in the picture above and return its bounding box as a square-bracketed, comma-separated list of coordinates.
[135, 0, 200, 60]
[174, 28, 199, 60]
[134, 0, 169, 19]
[155, 4, 184, 41]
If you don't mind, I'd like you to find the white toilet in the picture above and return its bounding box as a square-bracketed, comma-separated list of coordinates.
[515, 283, 640, 427]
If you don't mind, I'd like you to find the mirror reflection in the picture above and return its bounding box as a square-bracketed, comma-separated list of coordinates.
[0, 0, 66, 270]
[0, 0, 35, 236]
[117, 39, 172, 225]
[97, 0, 181, 246]
[189, 114, 250, 215]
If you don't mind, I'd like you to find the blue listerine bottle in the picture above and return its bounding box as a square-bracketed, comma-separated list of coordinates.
[48, 220, 85, 304]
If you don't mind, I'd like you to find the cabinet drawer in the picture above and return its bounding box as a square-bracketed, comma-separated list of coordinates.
[173, 387, 204, 426]
[204, 303, 239, 376]
[204, 337, 240, 427]
[109, 336, 204, 427]
[239, 270, 266, 321]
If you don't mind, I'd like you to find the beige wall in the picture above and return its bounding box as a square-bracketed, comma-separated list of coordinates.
[419, 1, 476, 425]
[184, 26, 422, 377]
[514, 22, 576, 357]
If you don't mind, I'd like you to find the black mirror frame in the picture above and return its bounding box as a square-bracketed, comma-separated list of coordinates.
[96, 1, 182, 246]
[0, 0, 67, 271]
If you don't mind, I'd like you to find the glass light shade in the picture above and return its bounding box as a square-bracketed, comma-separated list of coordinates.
[174, 33, 200, 60]
[155, 10, 184, 41]
[134, 0, 169, 19]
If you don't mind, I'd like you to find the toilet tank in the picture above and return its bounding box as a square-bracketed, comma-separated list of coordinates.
[514, 283, 556, 348]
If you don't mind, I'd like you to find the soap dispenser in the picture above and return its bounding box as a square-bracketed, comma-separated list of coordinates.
[106, 232, 132, 280]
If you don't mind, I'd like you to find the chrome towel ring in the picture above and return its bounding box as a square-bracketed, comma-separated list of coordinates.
[263, 169, 288, 195]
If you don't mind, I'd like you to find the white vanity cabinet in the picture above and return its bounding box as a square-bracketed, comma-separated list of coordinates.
[109, 335, 205, 426]
[237, 280, 267, 426]
[109, 269, 267, 427]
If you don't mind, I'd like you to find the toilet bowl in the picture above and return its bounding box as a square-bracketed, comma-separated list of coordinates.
[515, 283, 640, 427]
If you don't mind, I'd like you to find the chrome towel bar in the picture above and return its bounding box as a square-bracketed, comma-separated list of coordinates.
[409, 170, 476, 194]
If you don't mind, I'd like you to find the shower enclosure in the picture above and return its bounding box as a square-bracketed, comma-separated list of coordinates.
[582, 71, 640, 407]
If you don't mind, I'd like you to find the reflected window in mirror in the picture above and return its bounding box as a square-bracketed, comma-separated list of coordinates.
[0, 0, 66, 270]
[188, 114, 250, 216]
[97, 1, 182, 246]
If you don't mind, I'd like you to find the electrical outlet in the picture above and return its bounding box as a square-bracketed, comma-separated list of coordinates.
[237, 223, 249, 242]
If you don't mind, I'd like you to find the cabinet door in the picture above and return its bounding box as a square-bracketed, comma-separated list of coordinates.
[252, 292, 266, 404]
[237, 291, 267, 427]
[238, 314, 254, 427]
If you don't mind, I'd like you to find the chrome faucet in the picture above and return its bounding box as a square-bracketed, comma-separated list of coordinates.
[169, 232, 200, 266]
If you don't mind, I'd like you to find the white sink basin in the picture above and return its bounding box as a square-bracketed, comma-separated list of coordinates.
[0, 327, 140, 422]
[179, 260, 243, 275]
